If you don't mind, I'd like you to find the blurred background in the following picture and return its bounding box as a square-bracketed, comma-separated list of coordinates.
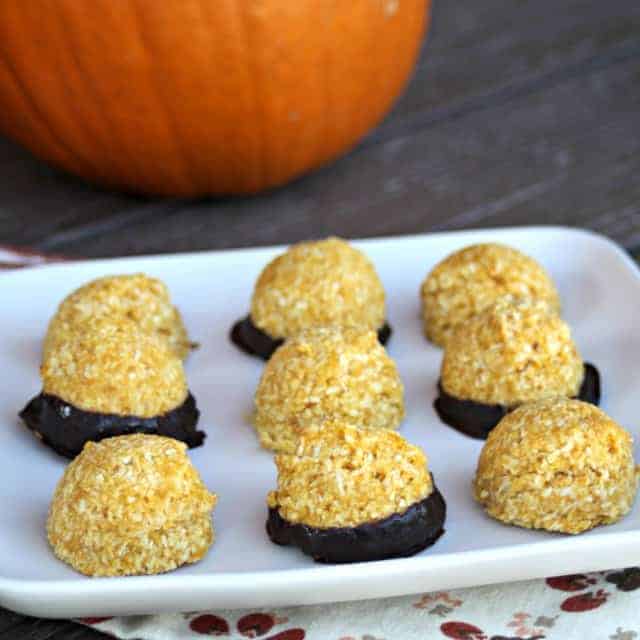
[0, 0, 638, 258]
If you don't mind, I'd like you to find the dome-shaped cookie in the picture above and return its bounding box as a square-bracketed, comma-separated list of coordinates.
[473, 399, 639, 534]
[267, 422, 445, 562]
[20, 322, 204, 458]
[421, 243, 560, 347]
[47, 434, 217, 576]
[43, 321, 187, 417]
[231, 238, 389, 359]
[254, 326, 404, 452]
[44, 273, 192, 360]
[434, 297, 600, 438]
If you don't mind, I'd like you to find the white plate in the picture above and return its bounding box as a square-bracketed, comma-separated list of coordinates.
[1, 226, 639, 619]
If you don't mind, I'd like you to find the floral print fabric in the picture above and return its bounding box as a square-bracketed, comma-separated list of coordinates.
[80, 569, 640, 639]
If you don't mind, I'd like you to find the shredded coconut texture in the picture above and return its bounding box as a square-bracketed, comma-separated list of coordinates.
[268, 422, 431, 528]
[441, 297, 583, 407]
[421, 243, 560, 347]
[254, 326, 404, 452]
[44, 273, 192, 360]
[47, 435, 217, 576]
[250, 237, 386, 339]
[42, 321, 188, 417]
[474, 398, 639, 534]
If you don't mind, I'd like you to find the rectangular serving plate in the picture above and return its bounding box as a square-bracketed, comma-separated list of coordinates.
[1, 226, 639, 619]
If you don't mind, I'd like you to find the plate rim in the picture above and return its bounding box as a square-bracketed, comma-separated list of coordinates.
[1, 225, 639, 617]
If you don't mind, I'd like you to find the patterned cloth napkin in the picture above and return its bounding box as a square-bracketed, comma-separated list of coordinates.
[77, 570, 640, 640]
[3, 246, 639, 640]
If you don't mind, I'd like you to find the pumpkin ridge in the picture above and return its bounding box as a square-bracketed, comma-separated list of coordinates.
[193, 0, 241, 192]
[320, 2, 332, 172]
[370, 0, 392, 141]
[128, 0, 199, 192]
[0, 10, 97, 178]
[0, 56, 82, 176]
[222, 0, 263, 193]
[54, 0, 160, 191]
[235, 0, 267, 190]
[51, 0, 179, 192]
[49, 2, 137, 186]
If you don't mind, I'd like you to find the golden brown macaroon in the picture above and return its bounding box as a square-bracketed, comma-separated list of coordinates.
[20, 322, 204, 458]
[266, 422, 446, 562]
[442, 297, 583, 407]
[231, 237, 389, 359]
[421, 243, 560, 347]
[254, 326, 404, 453]
[43, 321, 187, 417]
[44, 273, 193, 360]
[47, 434, 217, 576]
[474, 398, 639, 534]
[434, 297, 600, 438]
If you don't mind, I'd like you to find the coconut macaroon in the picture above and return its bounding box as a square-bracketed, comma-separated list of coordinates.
[231, 237, 390, 359]
[44, 273, 193, 360]
[421, 243, 560, 347]
[20, 322, 204, 458]
[253, 326, 404, 453]
[474, 399, 639, 534]
[434, 297, 600, 439]
[47, 434, 217, 576]
[267, 422, 446, 563]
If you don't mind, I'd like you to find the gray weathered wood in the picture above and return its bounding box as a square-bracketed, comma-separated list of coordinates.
[0, 618, 91, 640]
[373, 0, 640, 145]
[46, 55, 640, 257]
[0, 0, 637, 253]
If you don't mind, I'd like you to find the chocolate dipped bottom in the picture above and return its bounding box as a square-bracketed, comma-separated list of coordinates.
[434, 362, 601, 439]
[231, 315, 392, 360]
[19, 392, 204, 459]
[267, 483, 446, 564]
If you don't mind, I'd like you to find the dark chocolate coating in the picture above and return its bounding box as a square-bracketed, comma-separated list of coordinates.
[267, 483, 446, 564]
[19, 392, 204, 459]
[579, 362, 601, 406]
[230, 315, 392, 360]
[434, 362, 601, 439]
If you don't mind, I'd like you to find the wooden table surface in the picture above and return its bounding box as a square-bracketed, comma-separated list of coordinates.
[1, 1, 638, 637]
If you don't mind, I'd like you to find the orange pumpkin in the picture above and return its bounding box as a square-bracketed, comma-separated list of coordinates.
[0, 1, 429, 197]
